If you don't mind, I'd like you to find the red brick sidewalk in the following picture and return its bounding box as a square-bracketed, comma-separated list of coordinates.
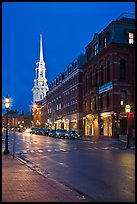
[2, 154, 85, 202]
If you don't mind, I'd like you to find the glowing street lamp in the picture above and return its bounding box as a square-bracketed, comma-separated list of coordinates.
[125, 105, 131, 149]
[32, 103, 37, 127]
[4, 95, 11, 154]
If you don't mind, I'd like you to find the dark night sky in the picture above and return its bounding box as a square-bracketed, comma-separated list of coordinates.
[2, 2, 135, 114]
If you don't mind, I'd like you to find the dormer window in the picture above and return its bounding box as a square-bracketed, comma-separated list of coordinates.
[103, 36, 107, 48]
[94, 43, 98, 56]
[128, 32, 134, 44]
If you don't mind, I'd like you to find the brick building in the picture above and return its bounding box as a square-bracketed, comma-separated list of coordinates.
[41, 54, 86, 135]
[83, 13, 135, 138]
[33, 13, 135, 139]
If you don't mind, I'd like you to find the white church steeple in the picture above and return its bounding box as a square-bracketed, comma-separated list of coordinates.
[40, 33, 44, 63]
[32, 33, 49, 103]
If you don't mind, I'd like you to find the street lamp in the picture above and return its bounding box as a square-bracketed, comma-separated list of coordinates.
[125, 105, 131, 149]
[32, 103, 37, 127]
[4, 95, 11, 154]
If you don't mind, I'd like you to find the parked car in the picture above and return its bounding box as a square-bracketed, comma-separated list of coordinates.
[56, 129, 68, 139]
[49, 129, 57, 137]
[65, 130, 80, 139]
[35, 128, 43, 135]
[40, 128, 50, 136]
[30, 127, 40, 134]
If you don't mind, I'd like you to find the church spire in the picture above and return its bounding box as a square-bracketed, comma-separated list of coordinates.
[32, 33, 49, 103]
[40, 33, 44, 63]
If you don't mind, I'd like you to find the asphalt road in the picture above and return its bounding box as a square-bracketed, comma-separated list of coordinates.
[2, 131, 135, 202]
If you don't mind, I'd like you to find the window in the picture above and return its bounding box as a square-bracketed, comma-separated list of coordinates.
[90, 98, 92, 111]
[107, 92, 109, 107]
[94, 96, 96, 111]
[90, 72, 92, 87]
[37, 69, 39, 78]
[101, 65, 104, 84]
[40, 94, 43, 100]
[107, 61, 110, 82]
[100, 94, 103, 109]
[85, 100, 87, 112]
[59, 103, 61, 109]
[103, 36, 107, 48]
[129, 32, 134, 44]
[94, 43, 98, 55]
[40, 71, 43, 77]
[120, 59, 126, 80]
[85, 75, 88, 92]
[95, 69, 98, 86]
[86, 50, 89, 61]
[120, 90, 127, 105]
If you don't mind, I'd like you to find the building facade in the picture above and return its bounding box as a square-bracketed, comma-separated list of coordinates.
[83, 13, 135, 138]
[32, 13, 135, 139]
[41, 54, 86, 135]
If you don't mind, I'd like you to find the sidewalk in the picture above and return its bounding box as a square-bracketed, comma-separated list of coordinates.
[80, 136, 135, 149]
[2, 154, 86, 202]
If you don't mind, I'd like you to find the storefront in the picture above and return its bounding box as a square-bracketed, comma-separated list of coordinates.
[100, 111, 113, 137]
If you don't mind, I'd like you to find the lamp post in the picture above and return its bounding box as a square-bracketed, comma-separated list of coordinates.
[32, 104, 37, 127]
[125, 105, 131, 149]
[4, 95, 11, 154]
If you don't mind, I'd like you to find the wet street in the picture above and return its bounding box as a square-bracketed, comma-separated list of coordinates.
[2, 131, 135, 202]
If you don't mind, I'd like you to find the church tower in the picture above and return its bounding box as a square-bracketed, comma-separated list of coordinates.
[32, 33, 49, 103]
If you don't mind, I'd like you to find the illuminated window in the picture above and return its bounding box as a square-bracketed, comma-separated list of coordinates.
[103, 36, 107, 48]
[129, 32, 134, 44]
[94, 43, 98, 55]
